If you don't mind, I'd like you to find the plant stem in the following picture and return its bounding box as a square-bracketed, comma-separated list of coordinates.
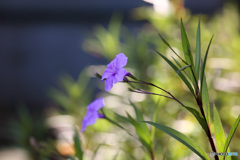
[151, 149, 155, 160]
[196, 96, 219, 160]
[130, 89, 173, 100]
[126, 80, 173, 97]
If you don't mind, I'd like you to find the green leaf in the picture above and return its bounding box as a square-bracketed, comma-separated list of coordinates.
[172, 57, 190, 79]
[127, 113, 152, 152]
[151, 99, 161, 148]
[213, 106, 230, 160]
[154, 50, 195, 96]
[129, 100, 143, 122]
[102, 109, 139, 140]
[129, 100, 152, 148]
[181, 19, 197, 89]
[184, 106, 208, 133]
[202, 76, 211, 125]
[127, 101, 153, 155]
[103, 109, 130, 132]
[177, 64, 191, 74]
[195, 16, 201, 81]
[158, 33, 186, 64]
[200, 36, 214, 93]
[73, 128, 83, 160]
[172, 56, 182, 68]
[144, 121, 210, 160]
[126, 105, 151, 145]
[223, 114, 240, 160]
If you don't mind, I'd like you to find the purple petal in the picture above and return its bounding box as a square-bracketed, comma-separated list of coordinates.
[114, 68, 128, 83]
[107, 53, 128, 70]
[107, 58, 118, 71]
[81, 124, 87, 132]
[81, 111, 99, 132]
[115, 53, 128, 68]
[101, 67, 115, 81]
[105, 77, 114, 91]
[87, 98, 105, 111]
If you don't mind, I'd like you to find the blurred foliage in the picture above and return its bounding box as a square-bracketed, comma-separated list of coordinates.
[48, 68, 92, 121]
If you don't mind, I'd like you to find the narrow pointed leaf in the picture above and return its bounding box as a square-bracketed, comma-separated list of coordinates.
[73, 128, 83, 160]
[177, 65, 191, 74]
[172, 56, 182, 68]
[127, 113, 152, 152]
[158, 33, 186, 63]
[128, 101, 152, 142]
[200, 36, 213, 93]
[144, 121, 210, 160]
[154, 50, 195, 96]
[202, 76, 211, 125]
[102, 109, 136, 139]
[181, 19, 197, 89]
[184, 106, 208, 133]
[127, 101, 153, 153]
[129, 101, 150, 138]
[172, 57, 190, 79]
[181, 19, 193, 65]
[129, 100, 143, 122]
[223, 114, 240, 160]
[112, 111, 132, 124]
[213, 106, 230, 160]
[195, 16, 201, 81]
[151, 100, 161, 147]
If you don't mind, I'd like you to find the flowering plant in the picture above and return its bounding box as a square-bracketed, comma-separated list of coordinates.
[77, 17, 240, 160]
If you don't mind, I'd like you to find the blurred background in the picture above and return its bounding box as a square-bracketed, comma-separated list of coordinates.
[0, 0, 240, 159]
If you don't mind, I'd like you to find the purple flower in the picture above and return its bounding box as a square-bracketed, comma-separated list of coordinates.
[101, 53, 128, 91]
[81, 98, 105, 132]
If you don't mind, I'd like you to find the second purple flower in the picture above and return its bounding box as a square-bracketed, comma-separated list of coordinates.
[101, 53, 128, 91]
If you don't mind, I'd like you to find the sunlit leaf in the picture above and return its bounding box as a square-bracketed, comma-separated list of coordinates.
[202, 76, 211, 125]
[200, 36, 213, 93]
[127, 113, 152, 152]
[184, 106, 208, 133]
[223, 114, 240, 160]
[195, 16, 201, 81]
[158, 33, 185, 63]
[181, 19, 197, 89]
[144, 121, 210, 160]
[129, 100, 143, 122]
[129, 100, 152, 145]
[213, 106, 230, 160]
